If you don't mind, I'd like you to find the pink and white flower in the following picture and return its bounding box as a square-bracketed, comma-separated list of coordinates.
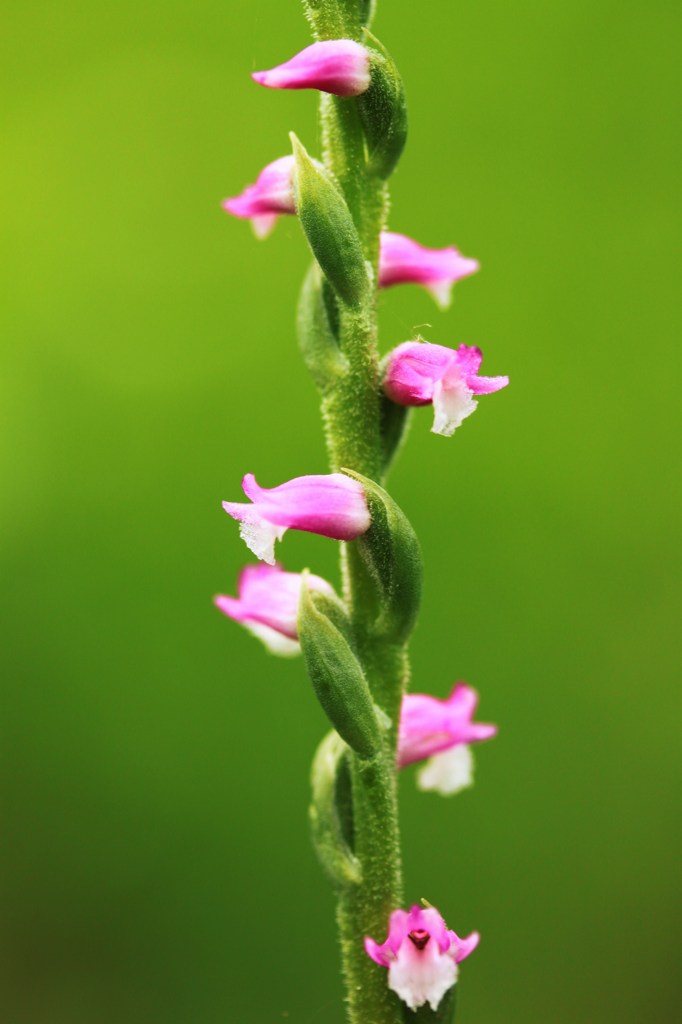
[214, 563, 335, 656]
[365, 904, 479, 1011]
[398, 684, 497, 796]
[222, 156, 296, 238]
[223, 472, 371, 564]
[379, 232, 479, 309]
[252, 40, 371, 97]
[383, 340, 509, 437]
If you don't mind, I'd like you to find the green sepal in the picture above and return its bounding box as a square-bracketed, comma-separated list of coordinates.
[333, 736, 355, 852]
[359, 0, 376, 28]
[291, 133, 370, 308]
[297, 263, 348, 392]
[298, 578, 380, 757]
[358, 32, 408, 178]
[342, 470, 422, 643]
[380, 393, 412, 478]
[309, 731, 361, 889]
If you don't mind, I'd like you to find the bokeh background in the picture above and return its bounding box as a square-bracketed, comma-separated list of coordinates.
[2, 1, 679, 1021]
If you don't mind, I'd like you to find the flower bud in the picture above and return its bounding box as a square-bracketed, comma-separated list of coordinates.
[222, 156, 296, 238]
[223, 472, 371, 564]
[379, 231, 479, 308]
[214, 563, 335, 656]
[253, 40, 371, 97]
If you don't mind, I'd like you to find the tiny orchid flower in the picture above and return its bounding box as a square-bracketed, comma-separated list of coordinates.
[222, 472, 371, 564]
[365, 904, 479, 1011]
[379, 231, 480, 309]
[398, 684, 497, 796]
[252, 40, 371, 97]
[383, 340, 509, 437]
[222, 155, 296, 238]
[214, 563, 335, 657]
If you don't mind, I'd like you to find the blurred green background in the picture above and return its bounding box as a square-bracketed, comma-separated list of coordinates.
[1, 1, 679, 1021]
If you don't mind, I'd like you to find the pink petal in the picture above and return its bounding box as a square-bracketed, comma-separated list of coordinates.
[449, 930, 480, 964]
[240, 472, 371, 540]
[222, 156, 296, 235]
[364, 936, 392, 968]
[252, 40, 370, 97]
[468, 373, 510, 396]
[215, 563, 335, 655]
[407, 906, 451, 953]
[398, 685, 497, 767]
[383, 341, 453, 406]
[452, 344, 483, 377]
[379, 232, 479, 307]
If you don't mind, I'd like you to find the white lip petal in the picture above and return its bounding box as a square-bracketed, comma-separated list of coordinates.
[426, 280, 454, 310]
[237, 517, 287, 564]
[417, 745, 474, 796]
[432, 379, 477, 437]
[251, 214, 278, 239]
[243, 621, 301, 657]
[388, 940, 458, 1011]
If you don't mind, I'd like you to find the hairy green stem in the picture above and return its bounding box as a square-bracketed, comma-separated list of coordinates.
[301, 4, 409, 1023]
[337, 753, 403, 1024]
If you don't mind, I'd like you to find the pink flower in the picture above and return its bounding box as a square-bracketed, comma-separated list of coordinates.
[379, 231, 480, 308]
[383, 340, 509, 437]
[365, 904, 479, 1011]
[214, 563, 335, 656]
[398, 684, 497, 796]
[252, 40, 371, 97]
[222, 156, 296, 239]
[223, 472, 371, 564]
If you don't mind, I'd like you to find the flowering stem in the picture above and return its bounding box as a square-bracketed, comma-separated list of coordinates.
[301, 5, 409, 1023]
[221, 0, 498, 1015]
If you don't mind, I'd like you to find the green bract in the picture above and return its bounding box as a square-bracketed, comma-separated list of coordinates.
[343, 469, 423, 644]
[359, 32, 408, 178]
[297, 263, 347, 392]
[309, 730, 361, 888]
[298, 578, 380, 757]
[291, 133, 370, 307]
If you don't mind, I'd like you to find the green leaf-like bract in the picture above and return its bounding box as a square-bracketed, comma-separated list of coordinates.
[358, 32, 408, 178]
[298, 583, 380, 757]
[291, 133, 370, 308]
[297, 263, 347, 392]
[343, 469, 423, 643]
[309, 731, 361, 888]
